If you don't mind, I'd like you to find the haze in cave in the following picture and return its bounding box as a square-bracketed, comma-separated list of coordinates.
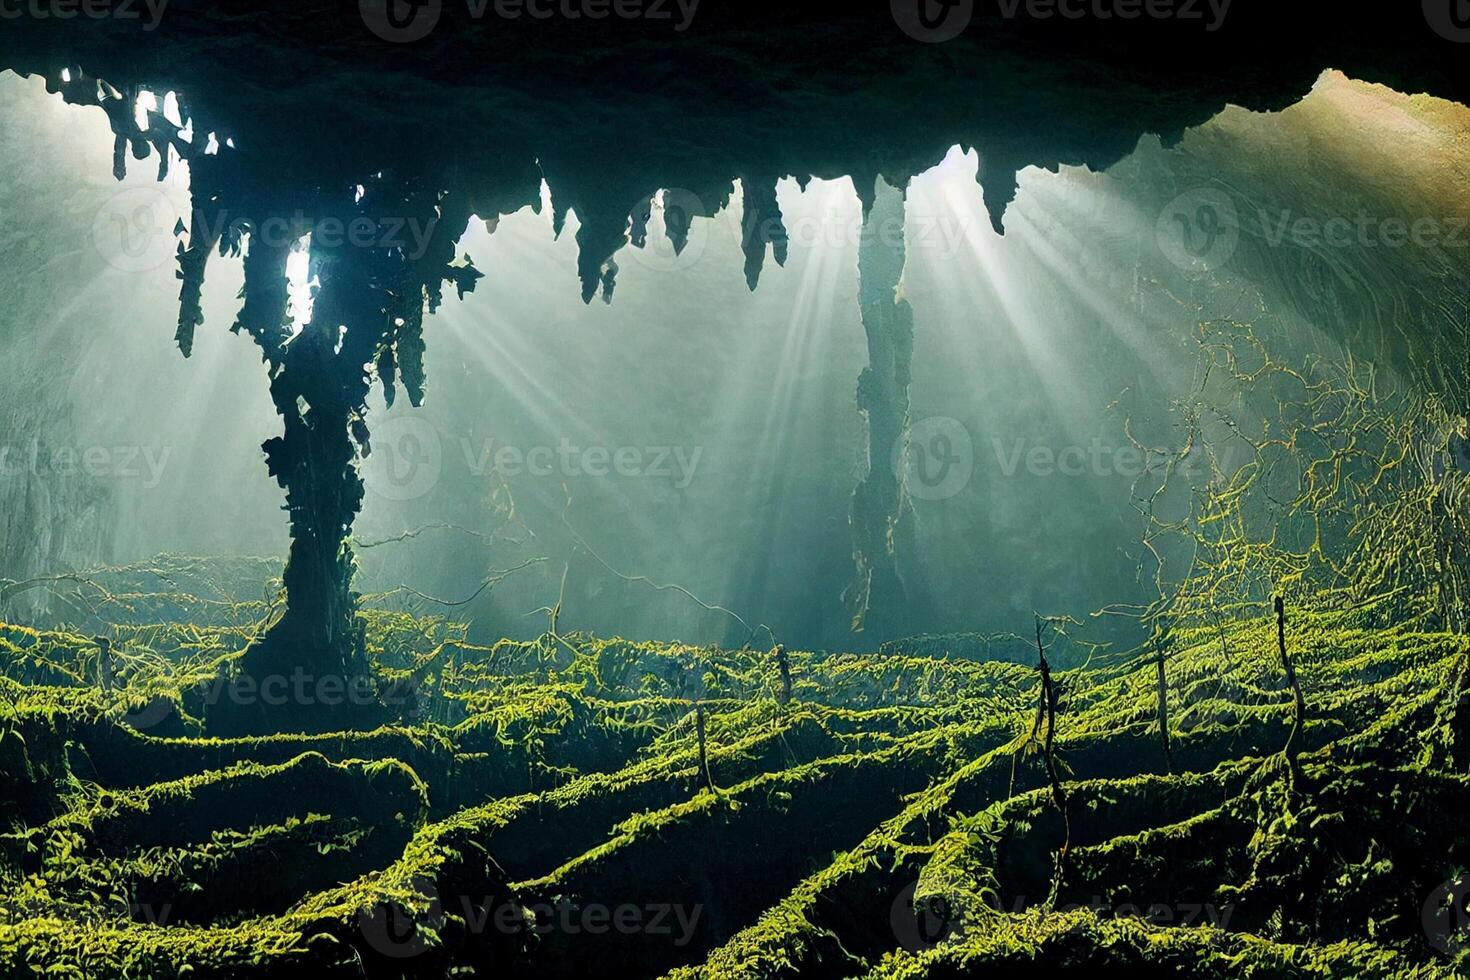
[0, 5, 1468, 978]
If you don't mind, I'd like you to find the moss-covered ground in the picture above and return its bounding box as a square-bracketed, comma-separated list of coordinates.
[1, 561, 1467, 978]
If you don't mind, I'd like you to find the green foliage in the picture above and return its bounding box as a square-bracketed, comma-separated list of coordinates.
[0, 556, 1467, 978]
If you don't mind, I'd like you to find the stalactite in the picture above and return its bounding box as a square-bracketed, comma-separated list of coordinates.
[663, 182, 731, 257]
[845, 176, 914, 641]
[739, 175, 788, 291]
[177, 171, 484, 732]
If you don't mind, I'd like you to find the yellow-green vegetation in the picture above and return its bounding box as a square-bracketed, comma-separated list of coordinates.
[0, 557, 1467, 978]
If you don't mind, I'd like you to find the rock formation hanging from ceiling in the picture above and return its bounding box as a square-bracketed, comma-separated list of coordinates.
[1, 3, 1465, 666]
[847, 177, 915, 639]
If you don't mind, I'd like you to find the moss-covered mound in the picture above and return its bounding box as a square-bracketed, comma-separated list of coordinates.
[1, 575, 1467, 979]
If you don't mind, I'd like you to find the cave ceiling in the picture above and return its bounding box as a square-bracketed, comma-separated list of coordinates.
[2, 2, 1465, 301]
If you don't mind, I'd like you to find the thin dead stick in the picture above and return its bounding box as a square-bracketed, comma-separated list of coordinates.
[695, 700, 716, 794]
[1275, 597, 1307, 792]
[774, 644, 792, 706]
[1036, 617, 1071, 906]
[1154, 616, 1175, 774]
[390, 557, 548, 608]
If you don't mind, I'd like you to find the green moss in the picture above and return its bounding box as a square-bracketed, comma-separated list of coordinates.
[1, 581, 1467, 978]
